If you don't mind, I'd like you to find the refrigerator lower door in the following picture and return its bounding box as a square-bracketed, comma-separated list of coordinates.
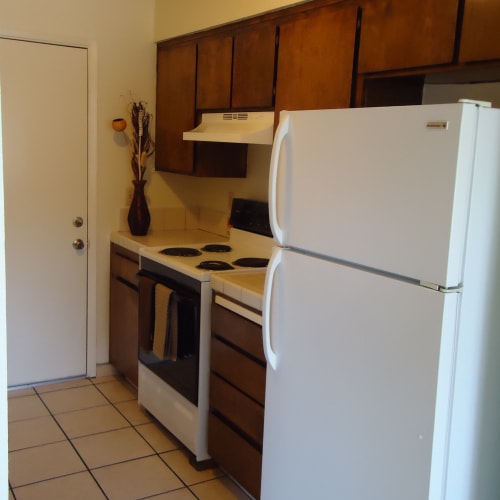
[261, 249, 459, 500]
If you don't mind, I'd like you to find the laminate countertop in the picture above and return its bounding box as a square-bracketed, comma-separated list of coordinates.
[211, 271, 266, 312]
[111, 230, 266, 311]
[110, 230, 228, 254]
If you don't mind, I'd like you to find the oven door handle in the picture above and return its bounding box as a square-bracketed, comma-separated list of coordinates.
[137, 269, 161, 281]
[262, 246, 281, 371]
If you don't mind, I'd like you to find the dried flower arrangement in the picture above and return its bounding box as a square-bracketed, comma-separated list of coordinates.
[126, 101, 155, 181]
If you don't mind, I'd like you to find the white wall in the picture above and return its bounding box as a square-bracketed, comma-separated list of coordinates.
[154, 0, 308, 41]
[0, 0, 158, 365]
[0, 77, 8, 498]
[423, 82, 500, 108]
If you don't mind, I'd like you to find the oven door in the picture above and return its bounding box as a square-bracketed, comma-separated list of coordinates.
[138, 266, 201, 405]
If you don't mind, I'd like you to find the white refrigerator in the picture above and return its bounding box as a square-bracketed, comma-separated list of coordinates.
[262, 103, 500, 500]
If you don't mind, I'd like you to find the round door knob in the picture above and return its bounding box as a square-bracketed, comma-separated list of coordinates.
[72, 239, 85, 250]
[73, 216, 84, 228]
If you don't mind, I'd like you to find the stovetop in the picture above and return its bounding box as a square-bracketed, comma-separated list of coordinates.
[139, 228, 274, 281]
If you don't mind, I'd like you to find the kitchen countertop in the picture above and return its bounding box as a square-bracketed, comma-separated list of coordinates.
[111, 230, 266, 311]
[211, 271, 266, 312]
[110, 229, 228, 254]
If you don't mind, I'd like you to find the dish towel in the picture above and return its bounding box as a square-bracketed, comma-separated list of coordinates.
[152, 283, 173, 359]
[166, 295, 178, 361]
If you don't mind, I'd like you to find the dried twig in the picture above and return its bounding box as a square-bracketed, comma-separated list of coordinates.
[127, 101, 155, 180]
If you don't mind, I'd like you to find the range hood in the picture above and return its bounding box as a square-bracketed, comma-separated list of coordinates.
[183, 112, 274, 145]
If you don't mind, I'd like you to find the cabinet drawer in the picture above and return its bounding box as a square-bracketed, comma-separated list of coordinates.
[208, 413, 262, 499]
[210, 373, 264, 446]
[109, 278, 139, 387]
[111, 245, 139, 287]
[211, 337, 266, 405]
[211, 302, 265, 362]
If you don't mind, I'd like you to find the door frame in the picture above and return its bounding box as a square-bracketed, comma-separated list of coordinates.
[0, 34, 98, 378]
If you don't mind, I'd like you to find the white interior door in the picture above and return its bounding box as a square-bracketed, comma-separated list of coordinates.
[0, 38, 88, 386]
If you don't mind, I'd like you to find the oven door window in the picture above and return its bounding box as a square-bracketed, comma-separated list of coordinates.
[139, 273, 200, 405]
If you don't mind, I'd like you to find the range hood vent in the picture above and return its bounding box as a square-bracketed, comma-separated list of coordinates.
[183, 112, 274, 145]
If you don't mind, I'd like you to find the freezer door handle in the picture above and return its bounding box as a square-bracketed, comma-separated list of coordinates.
[263, 246, 281, 370]
[269, 111, 290, 245]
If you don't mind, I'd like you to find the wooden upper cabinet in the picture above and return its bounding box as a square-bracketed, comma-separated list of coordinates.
[232, 23, 277, 109]
[358, 0, 459, 73]
[460, 0, 500, 62]
[197, 25, 277, 111]
[275, 4, 360, 115]
[196, 35, 233, 110]
[156, 39, 247, 177]
[155, 43, 196, 174]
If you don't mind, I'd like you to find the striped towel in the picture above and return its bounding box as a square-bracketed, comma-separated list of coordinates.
[152, 283, 173, 359]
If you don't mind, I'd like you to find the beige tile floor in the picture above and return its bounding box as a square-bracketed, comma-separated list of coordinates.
[8, 376, 251, 500]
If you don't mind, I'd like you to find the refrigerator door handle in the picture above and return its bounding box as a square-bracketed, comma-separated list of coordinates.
[263, 246, 281, 370]
[269, 111, 290, 245]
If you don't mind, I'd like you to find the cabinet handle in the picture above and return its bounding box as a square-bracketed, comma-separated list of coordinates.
[269, 111, 289, 245]
[262, 246, 281, 371]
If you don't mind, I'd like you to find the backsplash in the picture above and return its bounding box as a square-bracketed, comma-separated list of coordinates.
[118, 205, 229, 237]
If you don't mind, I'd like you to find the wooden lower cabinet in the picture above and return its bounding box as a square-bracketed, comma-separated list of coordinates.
[109, 243, 139, 387]
[209, 300, 266, 498]
[208, 413, 264, 497]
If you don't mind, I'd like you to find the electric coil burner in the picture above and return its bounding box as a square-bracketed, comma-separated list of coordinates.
[197, 260, 235, 270]
[138, 198, 273, 465]
[201, 244, 232, 252]
[160, 247, 202, 257]
[232, 257, 269, 267]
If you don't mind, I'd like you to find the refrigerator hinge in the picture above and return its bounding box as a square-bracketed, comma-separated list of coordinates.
[420, 281, 463, 293]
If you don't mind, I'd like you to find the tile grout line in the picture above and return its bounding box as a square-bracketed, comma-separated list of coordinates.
[89, 376, 230, 499]
[28, 381, 111, 499]
[89, 377, 204, 497]
[10, 376, 233, 499]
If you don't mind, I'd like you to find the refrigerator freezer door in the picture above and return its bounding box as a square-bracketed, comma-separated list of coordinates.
[271, 103, 479, 288]
[261, 249, 459, 500]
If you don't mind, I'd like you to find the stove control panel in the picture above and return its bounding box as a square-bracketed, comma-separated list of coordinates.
[229, 198, 272, 237]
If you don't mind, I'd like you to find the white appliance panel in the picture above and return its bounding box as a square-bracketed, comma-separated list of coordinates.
[270, 104, 478, 287]
[262, 249, 459, 500]
[442, 108, 500, 500]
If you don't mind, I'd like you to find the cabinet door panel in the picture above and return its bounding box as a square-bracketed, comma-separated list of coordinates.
[232, 24, 277, 109]
[211, 337, 266, 405]
[109, 245, 139, 387]
[212, 302, 265, 361]
[208, 413, 262, 498]
[196, 35, 232, 109]
[210, 373, 264, 445]
[460, 0, 500, 62]
[359, 0, 458, 73]
[275, 4, 359, 115]
[156, 43, 196, 173]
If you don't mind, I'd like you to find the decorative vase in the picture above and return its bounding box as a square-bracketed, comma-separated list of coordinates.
[127, 179, 150, 236]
